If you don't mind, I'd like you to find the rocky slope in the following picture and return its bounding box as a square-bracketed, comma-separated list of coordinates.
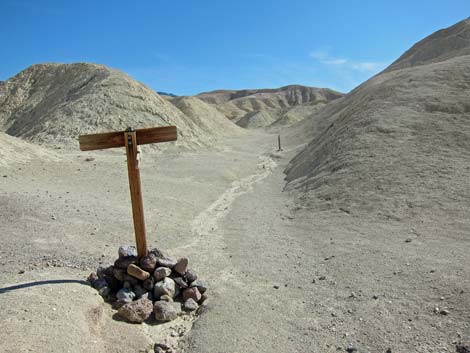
[198, 85, 343, 126]
[285, 18, 470, 220]
[0, 63, 240, 149]
[171, 96, 242, 137]
[0, 132, 59, 168]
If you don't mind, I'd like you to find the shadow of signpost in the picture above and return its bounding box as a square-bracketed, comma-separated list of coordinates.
[0, 279, 89, 294]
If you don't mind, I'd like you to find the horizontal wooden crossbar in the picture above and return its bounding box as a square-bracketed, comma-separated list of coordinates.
[78, 126, 177, 151]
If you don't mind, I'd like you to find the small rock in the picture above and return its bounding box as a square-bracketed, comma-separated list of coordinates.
[98, 286, 111, 297]
[273, 285, 280, 289]
[157, 257, 177, 268]
[96, 265, 109, 279]
[405, 238, 412, 243]
[87, 272, 98, 283]
[372, 295, 379, 300]
[155, 342, 172, 352]
[119, 245, 137, 259]
[122, 275, 139, 286]
[159, 295, 173, 302]
[140, 291, 154, 302]
[199, 293, 208, 304]
[386, 349, 392, 353]
[85, 157, 95, 162]
[97, 265, 114, 279]
[154, 267, 172, 281]
[346, 344, 358, 353]
[154, 301, 178, 322]
[133, 284, 147, 299]
[92, 278, 108, 290]
[148, 247, 165, 258]
[319, 276, 326, 281]
[190, 279, 208, 294]
[456, 343, 470, 353]
[174, 257, 189, 275]
[185, 269, 198, 283]
[440, 309, 450, 315]
[174, 277, 188, 289]
[174, 284, 181, 298]
[183, 298, 198, 311]
[117, 297, 153, 323]
[113, 267, 127, 281]
[140, 253, 158, 273]
[103, 274, 120, 291]
[183, 287, 202, 302]
[116, 288, 136, 304]
[114, 256, 138, 269]
[143, 277, 155, 291]
[127, 264, 150, 281]
[154, 277, 176, 299]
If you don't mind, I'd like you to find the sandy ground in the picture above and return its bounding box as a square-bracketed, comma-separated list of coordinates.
[0, 129, 469, 353]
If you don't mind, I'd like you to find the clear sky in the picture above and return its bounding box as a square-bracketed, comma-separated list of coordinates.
[0, 1, 468, 95]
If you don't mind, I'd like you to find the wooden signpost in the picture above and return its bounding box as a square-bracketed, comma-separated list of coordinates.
[79, 126, 177, 258]
[277, 134, 282, 151]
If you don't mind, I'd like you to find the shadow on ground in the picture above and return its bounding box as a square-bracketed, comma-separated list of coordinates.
[0, 279, 89, 293]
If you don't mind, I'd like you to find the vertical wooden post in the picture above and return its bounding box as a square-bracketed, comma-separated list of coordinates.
[124, 129, 148, 258]
[278, 134, 282, 151]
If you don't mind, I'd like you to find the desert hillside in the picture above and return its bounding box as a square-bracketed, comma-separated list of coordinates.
[385, 18, 470, 72]
[0, 63, 240, 148]
[197, 85, 343, 126]
[170, 96, 242, 136]
[285, 18, 470, 220]
[0, 132, 58, 168]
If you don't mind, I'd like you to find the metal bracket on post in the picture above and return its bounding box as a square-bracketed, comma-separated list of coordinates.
[136, 146, 142, 169]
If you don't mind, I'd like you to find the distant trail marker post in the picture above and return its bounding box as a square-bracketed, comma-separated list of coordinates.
[78, 126, 177, 258]
[277, 134, 282, 151]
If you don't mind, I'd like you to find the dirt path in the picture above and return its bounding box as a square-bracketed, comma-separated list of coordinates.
[180, 144, 314, 352]
[180, 136, 470, 352]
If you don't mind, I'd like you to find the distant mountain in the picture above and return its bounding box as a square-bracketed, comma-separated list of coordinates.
[0, 63, 240, 148]
[157, 91, 178, 97]
[285, 18, 470, 219]
[197, 85, 343, 127]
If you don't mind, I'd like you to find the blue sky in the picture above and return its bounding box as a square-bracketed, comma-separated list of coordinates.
[0, 1, 468, 95]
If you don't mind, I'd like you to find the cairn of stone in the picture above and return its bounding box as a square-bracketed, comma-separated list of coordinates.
[87, 245, 208, 323]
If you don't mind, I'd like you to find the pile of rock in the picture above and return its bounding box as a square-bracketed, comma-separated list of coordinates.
[87, 245, 208, 323]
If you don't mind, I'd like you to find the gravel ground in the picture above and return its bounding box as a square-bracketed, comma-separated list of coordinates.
[0, 129, 469, 353]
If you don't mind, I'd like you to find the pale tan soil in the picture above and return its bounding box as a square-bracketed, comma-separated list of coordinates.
[1, 129, 468, 353]
[0, 132, 59, 168]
